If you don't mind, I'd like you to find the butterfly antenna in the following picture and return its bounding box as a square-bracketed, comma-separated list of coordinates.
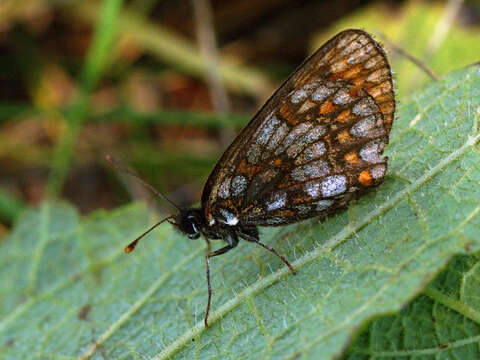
[106, 155, 181, 212]
[375, 31, 439, 80]
[125, 216, 175, 253]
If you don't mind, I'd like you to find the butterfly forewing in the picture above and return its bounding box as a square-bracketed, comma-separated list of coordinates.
[202, 29, 395, 227]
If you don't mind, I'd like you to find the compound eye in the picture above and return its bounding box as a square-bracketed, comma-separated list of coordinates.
[185, 215, 199, 235]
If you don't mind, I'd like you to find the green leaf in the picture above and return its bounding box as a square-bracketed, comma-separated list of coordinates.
[343, 254, 480, 359]
[1, 67, 480, 359]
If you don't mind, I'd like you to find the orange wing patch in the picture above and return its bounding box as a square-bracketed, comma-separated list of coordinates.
[359, 170, 373, 186]
[337, 130, 352, 144]
[319, 100, 336, 115]
[344, 151, 359, 164]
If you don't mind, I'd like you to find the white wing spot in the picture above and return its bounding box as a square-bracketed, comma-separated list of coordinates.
[291, 89, 308, 104]
[371, 164, 386, 179]
[219, 209, 238, 226]
[333, 89, 353, 105]
[231, 175, 247, 196]
[305, 181, 320, 198]
[350, 115, 384, 137]
[296, 142, 326, 165]
[218, 177, 231, 199]
[267, 122, 289, 150]
[291, 160, 330, 181]
[291, 82, 319, 104]
[360, 140, 385, 163]
[321, 175, 347, 197]
[257, 113, 280, 145]
[287, 125, 327, 158]
[312, 85, 334, 102]
[267, 192, 286, 211]
[278, 122, 312, 154]
[352, 97, 377, 116]
[306, 125, 327, 141]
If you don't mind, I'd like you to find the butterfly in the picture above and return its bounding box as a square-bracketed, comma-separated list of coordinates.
[107, 28, 395, 328]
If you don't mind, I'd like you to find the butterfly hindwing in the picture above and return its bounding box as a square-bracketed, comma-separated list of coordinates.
[202, 29, 395, 227]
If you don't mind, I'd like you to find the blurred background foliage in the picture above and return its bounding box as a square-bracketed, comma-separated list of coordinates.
[0, 0, 479, 236]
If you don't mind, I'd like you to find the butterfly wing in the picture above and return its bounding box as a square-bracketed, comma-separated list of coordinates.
[202, 29, 395, 227]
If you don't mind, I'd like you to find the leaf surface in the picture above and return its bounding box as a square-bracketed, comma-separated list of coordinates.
[1, 67, 480, 359]
[343, 253, 480, 359]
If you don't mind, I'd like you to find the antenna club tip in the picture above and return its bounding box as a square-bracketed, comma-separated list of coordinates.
[125, 246, 133, 253]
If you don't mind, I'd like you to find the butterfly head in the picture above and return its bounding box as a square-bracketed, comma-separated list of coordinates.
[174, 208, 204, 240]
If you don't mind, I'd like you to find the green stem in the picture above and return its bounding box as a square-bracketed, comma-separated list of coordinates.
[46, 0, 125, 198]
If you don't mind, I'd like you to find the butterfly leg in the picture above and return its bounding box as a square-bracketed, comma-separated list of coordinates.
[240, 232, 296, 275]
[204, 235, 239, 328]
